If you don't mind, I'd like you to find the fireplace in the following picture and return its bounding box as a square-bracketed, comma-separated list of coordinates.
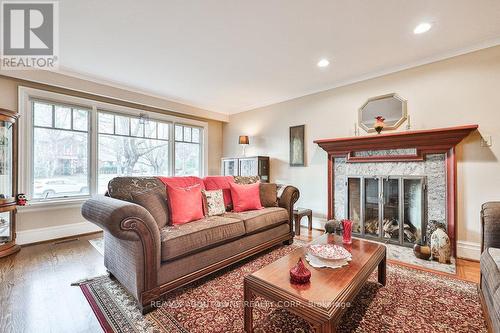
[347, 175, 426, 247]
[314, 125, 478, 255]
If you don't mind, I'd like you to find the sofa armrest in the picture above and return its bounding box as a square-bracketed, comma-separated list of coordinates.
[481, 202, 500, 253]
[277, 185, 300, 231]
[81, 195, 161, 290]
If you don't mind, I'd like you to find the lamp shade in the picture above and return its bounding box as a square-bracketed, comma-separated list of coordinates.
[238, 135, 249, 145]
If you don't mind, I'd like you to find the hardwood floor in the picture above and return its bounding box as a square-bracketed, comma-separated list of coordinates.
[0, 227, 480, 333]
[0, 233, 106, 333]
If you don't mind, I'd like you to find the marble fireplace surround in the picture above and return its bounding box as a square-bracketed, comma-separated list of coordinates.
[333, 153, 446, 243]
[314, 125, 478, 255]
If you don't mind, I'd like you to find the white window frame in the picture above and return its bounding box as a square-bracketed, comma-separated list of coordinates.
[18, 86, 209, 208]
[173, 123, 204, 177]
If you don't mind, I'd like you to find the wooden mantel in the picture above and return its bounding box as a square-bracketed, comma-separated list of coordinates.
[314, 124, 478, 255]
[314, 124, 478, 156]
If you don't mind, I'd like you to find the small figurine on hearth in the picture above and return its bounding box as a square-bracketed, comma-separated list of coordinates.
[16, 193, 27, 206]
[430, 228, 451, 264]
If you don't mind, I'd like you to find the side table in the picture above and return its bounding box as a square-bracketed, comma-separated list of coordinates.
[293, 208, 312, 236]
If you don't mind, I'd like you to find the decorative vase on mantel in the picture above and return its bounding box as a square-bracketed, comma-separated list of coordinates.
[374, 116, 385, 134]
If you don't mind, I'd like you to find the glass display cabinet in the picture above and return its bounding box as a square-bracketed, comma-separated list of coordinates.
[221, 156, 270, 182]
[0, 109, 19, 258]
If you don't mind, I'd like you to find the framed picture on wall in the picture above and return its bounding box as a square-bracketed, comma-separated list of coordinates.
[289, 125, 305, 166]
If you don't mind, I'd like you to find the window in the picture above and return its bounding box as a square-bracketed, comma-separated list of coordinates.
[32, 101, 90, 199]
[174, 124, 202, 176]
[20, 87, 208, 203]
[97, 112, 170, 193]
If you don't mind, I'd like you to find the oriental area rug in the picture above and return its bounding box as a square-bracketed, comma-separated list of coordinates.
[78, 239, 486, 333]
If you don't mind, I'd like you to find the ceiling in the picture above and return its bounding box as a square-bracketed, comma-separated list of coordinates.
[56, 0, 500, 115]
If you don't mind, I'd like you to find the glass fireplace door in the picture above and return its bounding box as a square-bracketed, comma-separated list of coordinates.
[346, 175, 425, 246]
[364, 178, 380, 238]
[403, 178, 425, 245]
[347, 178, 361, 234]
[382, 178, 401, 242]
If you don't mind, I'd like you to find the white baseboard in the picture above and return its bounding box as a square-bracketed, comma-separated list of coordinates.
[299, 217, 326, 231]
[456, 241, 481, 261]
[17, 221, 102, 245]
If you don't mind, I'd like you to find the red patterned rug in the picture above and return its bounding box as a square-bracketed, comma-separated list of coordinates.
[77, 241, 486, 332]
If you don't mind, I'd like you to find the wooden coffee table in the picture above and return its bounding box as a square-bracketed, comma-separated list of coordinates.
[243, 234, 386, 332]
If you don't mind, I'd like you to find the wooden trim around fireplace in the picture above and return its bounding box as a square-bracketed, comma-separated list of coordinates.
[314, 125, 478, 256]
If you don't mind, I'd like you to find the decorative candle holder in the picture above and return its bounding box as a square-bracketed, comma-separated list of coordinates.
[290, 258, 311, 284]
[341, 219, 353, 245]
[374, 116, 385, 134]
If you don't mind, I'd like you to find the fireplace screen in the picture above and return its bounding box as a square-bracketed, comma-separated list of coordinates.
[346, 176, 426, 246]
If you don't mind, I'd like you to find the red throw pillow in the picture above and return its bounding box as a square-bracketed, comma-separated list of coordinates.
[229, 182, 263, 212]
[166, 184, 204, 225]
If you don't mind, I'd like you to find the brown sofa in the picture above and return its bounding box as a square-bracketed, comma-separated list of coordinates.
[480, 202, 500, 332]
[81, 176, 299, 313]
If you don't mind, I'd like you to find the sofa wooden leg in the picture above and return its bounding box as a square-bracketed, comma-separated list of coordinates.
[107, 270, 115, 280]
[140, 302, 155, 315]
[283, 238, 294, 245]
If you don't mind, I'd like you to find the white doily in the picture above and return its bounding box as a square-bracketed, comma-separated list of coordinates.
[305, 253, 351, 269]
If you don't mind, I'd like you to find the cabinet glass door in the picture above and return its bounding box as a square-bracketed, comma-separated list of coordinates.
[239, 158, 257, 176]
[0, 211, 12, 245]
[222, 159, 238, 176]
[0, 120, 13, 200]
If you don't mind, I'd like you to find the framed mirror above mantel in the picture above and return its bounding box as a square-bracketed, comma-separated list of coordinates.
[358, 93, 408, 133]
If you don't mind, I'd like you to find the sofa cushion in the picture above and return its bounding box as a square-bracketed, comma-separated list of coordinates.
[481, 247, 500, 292]
[260, 183, 278, 207]
[131, 187, 169, 228]
[160, 216, 245, 261]
[230, 182, 263, 212]
[108, 176, 164, 202]
[225, 207, 289, 234]
[234, 176, 260, 184]
[203, 189, 226, 216]
[157, 176, 205, 190]
[495, 287, 500, 322]
[203, 176, 235, 209]
[166, 184, 204, 225]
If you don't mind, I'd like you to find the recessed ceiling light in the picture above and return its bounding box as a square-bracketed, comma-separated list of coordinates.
[414, 22, 432, 34]
[317, 59, 330, 68]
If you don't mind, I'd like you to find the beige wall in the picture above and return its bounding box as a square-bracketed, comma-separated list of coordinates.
[223, 45, 500, 260]
[0, 74, 225, 241]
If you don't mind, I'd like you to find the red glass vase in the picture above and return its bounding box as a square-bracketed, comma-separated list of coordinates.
[342, 219, 353, 245]
[290, 258, 311, 284]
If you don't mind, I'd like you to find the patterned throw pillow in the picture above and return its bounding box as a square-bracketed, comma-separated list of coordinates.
[203, 189, 226, 216]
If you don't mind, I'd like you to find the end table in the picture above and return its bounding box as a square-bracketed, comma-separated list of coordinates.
[293, 208, 312, 236]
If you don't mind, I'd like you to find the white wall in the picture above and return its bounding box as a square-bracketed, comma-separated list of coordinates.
[223, 45, 500, 260]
